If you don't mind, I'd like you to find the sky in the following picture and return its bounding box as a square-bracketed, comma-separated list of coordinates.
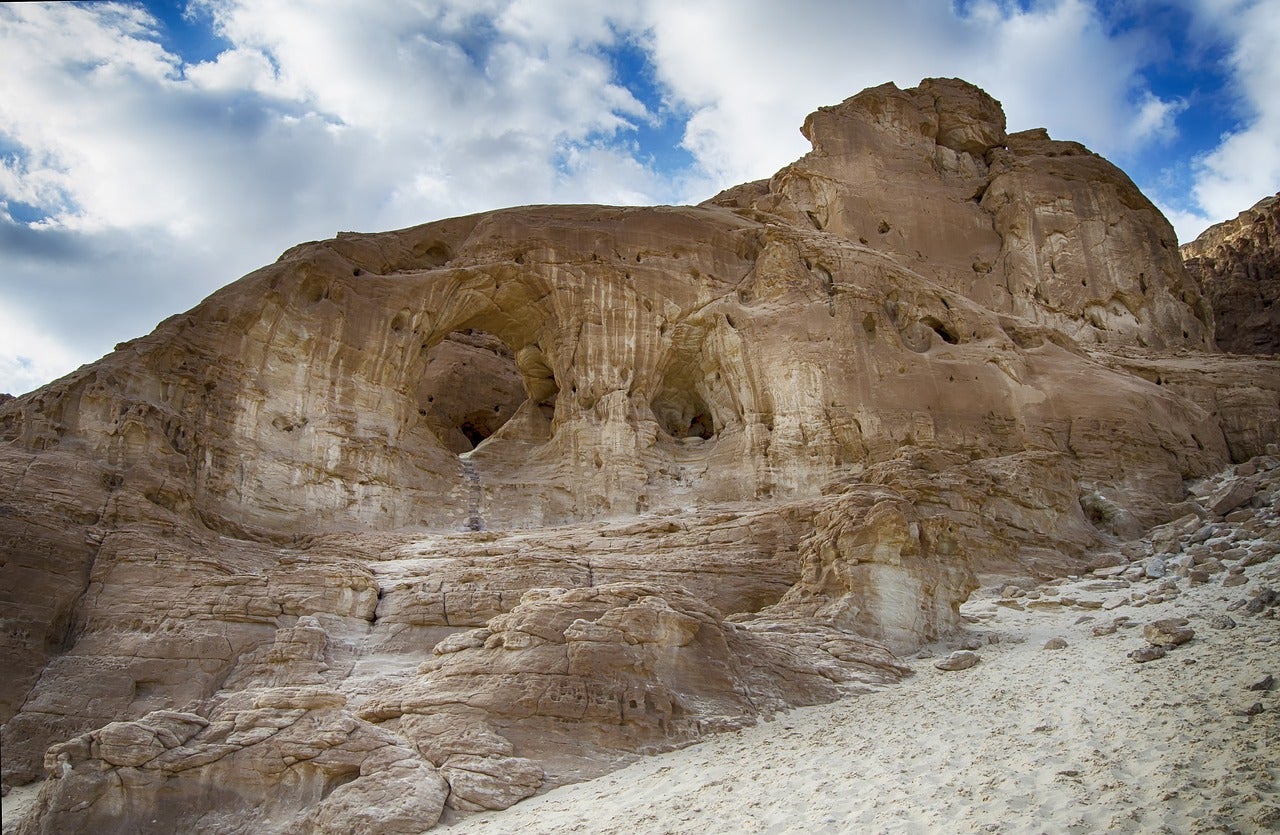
[2, 0, 1278, 395]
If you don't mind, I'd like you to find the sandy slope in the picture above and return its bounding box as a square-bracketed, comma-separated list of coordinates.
[448, 551, 1280, 833]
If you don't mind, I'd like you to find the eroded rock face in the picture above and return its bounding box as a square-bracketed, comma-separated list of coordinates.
[729, 78, 1212, 351]
[3, 78, 1278, 832]
[1182, 193, 1280, 354]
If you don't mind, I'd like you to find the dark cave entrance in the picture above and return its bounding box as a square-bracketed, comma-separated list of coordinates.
[416, 330, 528, 454]
[459, 420, 489, 448]
[652, 386, 718, 441]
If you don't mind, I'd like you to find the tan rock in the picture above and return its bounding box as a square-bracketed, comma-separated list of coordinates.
[935, 650, 981, 671]
[359, 582, 908, 787]
[1143, 618, 1195, 647]
[440, 754, 545, 811]
[1182, 193, 1280, 354]
[20, 694, 448, 835]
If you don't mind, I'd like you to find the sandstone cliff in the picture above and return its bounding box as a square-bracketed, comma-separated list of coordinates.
[3, 78, 1279, 833]
[1182, 192, 1280, 354]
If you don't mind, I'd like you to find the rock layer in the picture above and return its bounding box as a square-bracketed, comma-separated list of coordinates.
[1182, 192, 1280, 354]
[3, 78, 1279, 833]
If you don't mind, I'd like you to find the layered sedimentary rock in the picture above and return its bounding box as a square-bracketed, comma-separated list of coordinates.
[3, 78, 1279, 833]
[1182, 193, 1280, 354]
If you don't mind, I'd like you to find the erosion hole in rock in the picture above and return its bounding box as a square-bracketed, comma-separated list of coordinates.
[921, 316, 959, 344]
[413, 240, 453, 268]
[416, 330, 529, 454]
[652, 386, 717, 441]
[321, 767, 361, 800]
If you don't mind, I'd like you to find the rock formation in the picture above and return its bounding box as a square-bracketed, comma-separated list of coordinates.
[1182, 192, 1280, 354]
[3, 78, 1279, 833]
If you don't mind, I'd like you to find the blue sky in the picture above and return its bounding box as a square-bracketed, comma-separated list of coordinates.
[2, 0, 1278, 395]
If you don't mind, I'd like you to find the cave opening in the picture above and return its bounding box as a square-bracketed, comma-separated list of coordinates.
[652, 386, 718, 441]
[921, 315, 959, 344]
[416, 330, 529, 454]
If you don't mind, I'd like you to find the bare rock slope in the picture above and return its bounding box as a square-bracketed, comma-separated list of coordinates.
[3, 78, 1279, 833]
[1182, 192, 1280, 355]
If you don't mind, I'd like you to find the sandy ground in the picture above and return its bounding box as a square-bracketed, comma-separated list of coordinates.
[0, 784, 40, 832]
[447, 559, 1280, 834]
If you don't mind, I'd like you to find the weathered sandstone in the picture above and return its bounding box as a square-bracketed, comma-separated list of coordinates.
[3, 78, 1278, 833]
[1183, 193, 1280, 354]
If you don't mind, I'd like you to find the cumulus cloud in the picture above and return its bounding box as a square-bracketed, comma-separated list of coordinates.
[1167, 0, 1280, 240]
[642, 0, 1183, 190]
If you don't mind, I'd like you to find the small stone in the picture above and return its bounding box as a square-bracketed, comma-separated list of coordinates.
[1225, 509, 1253, 523]
[1131, 646, 1167, 663]
[1247, 674, 1274, 691]
[1144, 558, 1167, 579]
[1236, 702, 1265, 716]
[1209, 614, 1237, 629]
[1091, 624, 1118, 637]
[1236, 461, 1258, 477]
[1144, 619, 1194, 647]
[935, 650, 980, 671]
[1079, 579, 1131, 592]
[1043, 637, 1068, 650]
[1188, 569, 1210, 585]
[1246, 589, 1279, 613]
[1223, 574, 1249, 588]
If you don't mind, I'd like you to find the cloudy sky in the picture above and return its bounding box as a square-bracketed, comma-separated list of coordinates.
[2, 0, 1278, 394]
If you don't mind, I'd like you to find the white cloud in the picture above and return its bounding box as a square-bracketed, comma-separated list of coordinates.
[0, 299, 85, 396]
[641, 0, 1180, 190]
[1128, 91, 1186, 145]
[1172, 0, 1280, 240]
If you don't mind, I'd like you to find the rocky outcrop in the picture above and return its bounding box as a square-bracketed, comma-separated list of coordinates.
[1182, 193, 1280, 354]
[3, 78, 1278, 833]
[722, 78, 1213, 351]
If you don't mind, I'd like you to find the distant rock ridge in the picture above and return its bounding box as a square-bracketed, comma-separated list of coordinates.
[1182, 192, 1280, 354]
[2, 77, 1279, 833]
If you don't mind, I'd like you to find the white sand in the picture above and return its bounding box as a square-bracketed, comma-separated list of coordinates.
[447, 561, 1280, 834]
[1, 783, 41, 832]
